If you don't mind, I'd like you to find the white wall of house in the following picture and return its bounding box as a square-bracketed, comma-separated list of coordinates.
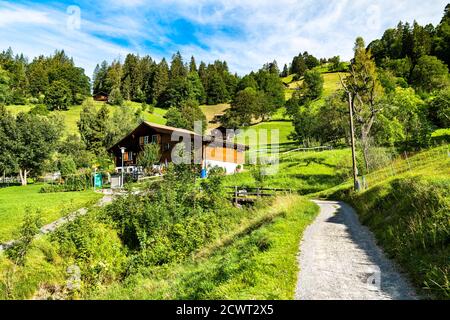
[206, 159, 241, 174]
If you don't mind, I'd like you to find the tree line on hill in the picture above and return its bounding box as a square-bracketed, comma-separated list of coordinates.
[0, 49, 90, 109]
[92, 52, 238, 108]
[287, 4, 450, 173]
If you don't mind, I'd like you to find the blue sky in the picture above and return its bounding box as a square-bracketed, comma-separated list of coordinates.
[0, 0, 447, 77]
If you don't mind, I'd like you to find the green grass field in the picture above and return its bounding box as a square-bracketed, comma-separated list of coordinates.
[0, 184, 102, 243]
[93, 196, 319, 299]
[224, 148, 352, 194]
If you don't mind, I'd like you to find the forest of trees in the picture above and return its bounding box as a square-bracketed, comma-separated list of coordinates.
[0, 49, 90, 109]
[0, 4, 449, 180]
[92, 52, 237, 108]
[287, 5, 450, 172]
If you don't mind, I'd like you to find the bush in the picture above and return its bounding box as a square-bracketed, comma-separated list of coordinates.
[104, 164, 242, 271]
[50, 214, 127, 296]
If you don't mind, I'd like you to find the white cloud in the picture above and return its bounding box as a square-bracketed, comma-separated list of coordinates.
[0, 3, 53, 27]
[0, 0, 448, 76]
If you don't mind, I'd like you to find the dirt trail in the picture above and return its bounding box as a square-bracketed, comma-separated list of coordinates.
[295, 200, 417, 300]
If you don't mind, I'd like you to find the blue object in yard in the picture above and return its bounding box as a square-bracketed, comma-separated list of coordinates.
[94, 173, 102, 188]
[200, 168, 207, 179]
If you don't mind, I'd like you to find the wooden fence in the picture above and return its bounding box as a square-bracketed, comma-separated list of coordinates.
[226, 186, 293, 204]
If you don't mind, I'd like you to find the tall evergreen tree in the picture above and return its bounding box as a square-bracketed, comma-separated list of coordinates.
[152, 58, 169, 104]
[170, 51, 187, 80]
[189, 56, 197, 73]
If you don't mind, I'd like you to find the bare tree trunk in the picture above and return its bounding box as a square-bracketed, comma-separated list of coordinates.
[19, 169, 28, 186]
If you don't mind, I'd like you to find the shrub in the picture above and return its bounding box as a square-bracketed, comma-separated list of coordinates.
[50, 214, 127, 295]
[5, 210, 42, 266]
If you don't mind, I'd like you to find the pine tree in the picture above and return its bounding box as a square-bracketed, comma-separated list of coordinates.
[189, 56, 197, 73]
[152, 58, 169, 104]
[170, 51, 187, 80]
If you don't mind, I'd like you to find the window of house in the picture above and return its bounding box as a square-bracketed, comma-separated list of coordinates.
[144, 136, 149, 144]
[152, 135, 159, 143]
[164, 143, 170, 151]
[128, 151, 133, 161]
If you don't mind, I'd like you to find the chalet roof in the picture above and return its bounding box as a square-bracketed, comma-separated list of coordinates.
[93, 91, 109, 96]
[108, 121, 249, 151]
[142, 121, 199, 137]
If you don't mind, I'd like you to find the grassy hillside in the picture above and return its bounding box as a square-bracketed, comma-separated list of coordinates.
[224, 148, 352, 194]
[319, 146, 450, 299]
[93, 196, 319, 299]
[284, 72, 347, 100]
[200, 103, 230, 130]
[5, 100, 168, 136]
[0, 184, 102, 243]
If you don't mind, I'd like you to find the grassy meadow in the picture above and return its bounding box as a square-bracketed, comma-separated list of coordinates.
[224, 148, 352, 194]
[0, 184, 102, 243]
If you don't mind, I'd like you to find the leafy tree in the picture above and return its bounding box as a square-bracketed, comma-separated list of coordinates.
[159, 77, 191, 108]
[137, 143, 161, 175]
[44, 79, 72, 110]
[108, 87, 123, 106]
[411, 55, 449, 93]
[222, 88, 259, 128]
[434, 4, 450, 68]
[165, 99, 206, 132]
[26, 56, 48, 97]
[0, 106, 16, 174]
[291, 103, 318, 147]
[285, 91, 302, 119]
[303, 52, 320, 69]
[291, 54, 307, 77]
[376, 87, 430, 148]
[8, 112, 63, 185]
[164, 107, 185, 129]
[92, 61, 111, 95]
[59, 155, 77, 178]
[302, 70, 324, 100]
[104, 106, 141, 148]
[237, 74, 258, 91]
[206, 71, 229, 104]
[342, 37, 383, 172]
[121, 54, 142, 101]
[428, 88, 450, 128]
[0, 66, 9, 105]
[57, 134, 95, 169]
[77, 101, 110, 153]
[254, 70, 285, 110]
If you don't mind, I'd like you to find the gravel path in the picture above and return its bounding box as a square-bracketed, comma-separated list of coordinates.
[295, 200, 417, 300]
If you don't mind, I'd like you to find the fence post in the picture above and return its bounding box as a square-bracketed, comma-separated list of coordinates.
[404, 151, 411, 171]
[234, 186, 238, 205]
[257, 187, 260, 197]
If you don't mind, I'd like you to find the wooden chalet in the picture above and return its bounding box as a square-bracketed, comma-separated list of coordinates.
[108, 121, 249, 175]
[93, 91, 109, 102]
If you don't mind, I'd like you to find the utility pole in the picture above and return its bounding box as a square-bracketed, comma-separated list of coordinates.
[348, 92, 358, 191]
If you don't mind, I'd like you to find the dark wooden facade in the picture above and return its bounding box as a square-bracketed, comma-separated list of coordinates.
[93, 91, 108, 102]
[108, 122, 248, 169]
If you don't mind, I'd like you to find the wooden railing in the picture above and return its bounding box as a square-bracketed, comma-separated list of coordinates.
[226, 186, 293, 204]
